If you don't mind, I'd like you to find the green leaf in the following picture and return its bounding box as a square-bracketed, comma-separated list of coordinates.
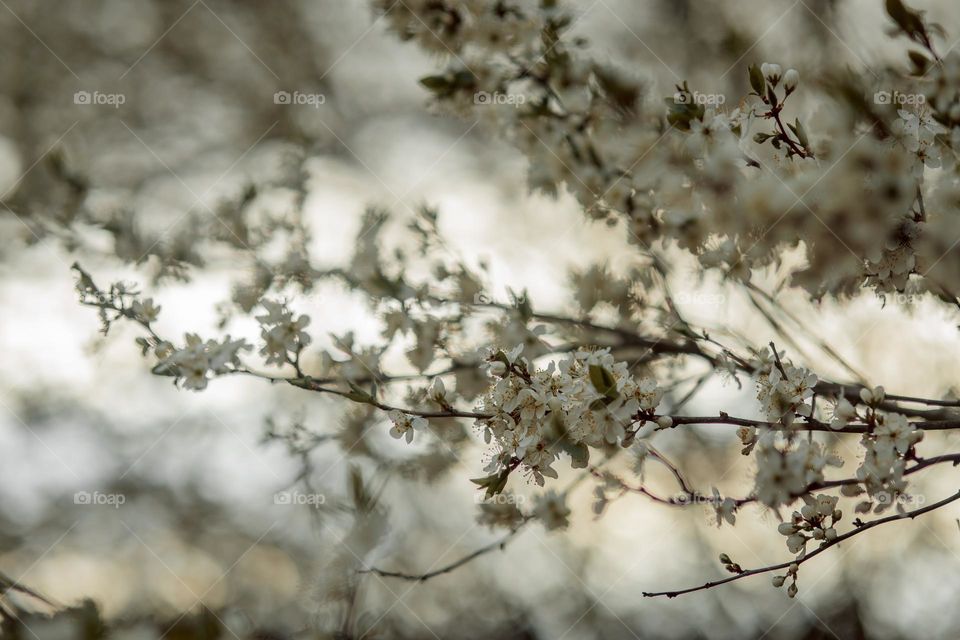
[470, 468, 512, 498]
[793, 118, 809, 148]
[664, 83, 707, 131]
[151, 361, 179, 377]
[419, 75, 449, 92]
[908, 50, 930, 74]
[748, 64, 766, 95]
[588, 364, 619, 401]
[593, 65, 639, 110]
[566, 442, 590, 469]
[346, 381, 374, 403]
[349, 464, 375, 513]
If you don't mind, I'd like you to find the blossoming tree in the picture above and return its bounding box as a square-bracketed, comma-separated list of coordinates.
[67, 0, 960, 608]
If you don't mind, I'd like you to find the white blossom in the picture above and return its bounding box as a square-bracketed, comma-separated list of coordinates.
[256, 300, 312, 366]
[756, 358, 817, 426]
[830, 396, 858, 430]
[754, 436, 842, 508]
[131, 298, 161, 323]
[388, 410, 428, 444]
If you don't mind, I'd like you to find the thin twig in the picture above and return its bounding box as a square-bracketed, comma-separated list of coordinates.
[359, 520, 531, 582]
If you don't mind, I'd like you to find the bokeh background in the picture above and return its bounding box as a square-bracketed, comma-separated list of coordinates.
[2, 0, 960, 638]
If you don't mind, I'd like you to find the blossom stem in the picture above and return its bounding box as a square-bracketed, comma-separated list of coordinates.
[769, 107, 812, 159]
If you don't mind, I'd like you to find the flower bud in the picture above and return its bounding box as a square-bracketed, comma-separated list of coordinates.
[430, 376, 446, 400]
[771, 575, 786, 587]
[786, 534, 806, 553]
[783, 69, 799, 93]
[488, 361, 507, 377]
[761, 63, 782, 85]
[859, 385, 885, 405]
[656, 415, 673, 429]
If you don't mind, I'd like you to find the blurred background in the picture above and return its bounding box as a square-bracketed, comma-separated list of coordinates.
[2, 0, 960, 638]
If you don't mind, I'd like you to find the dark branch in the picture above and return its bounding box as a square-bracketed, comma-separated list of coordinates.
[359, 520, 530, 582]
[643, 489, 960, 598]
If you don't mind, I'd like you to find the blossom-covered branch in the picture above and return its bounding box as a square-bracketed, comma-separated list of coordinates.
[65, 0, 960, 602]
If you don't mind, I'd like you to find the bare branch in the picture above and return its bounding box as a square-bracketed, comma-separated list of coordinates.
[359, 520, 531, 582]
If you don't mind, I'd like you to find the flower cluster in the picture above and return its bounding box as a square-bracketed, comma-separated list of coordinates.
[130, 298, 161, 323]
[60, 0, 960, 604]
[474, 346, 663, 486]
[777, 493, 841, 554]
[753, 435, 842, 508]
[712, 488, 737, 526]
[854, 412, 923, 513]
[768, 494, 841, 598]
[755, 357, 818, 426]
[831, 385, 885, 430]
[771, 562, 801, 599]
[373, 0, 541, 57]
[256, 300, 312, 366]
[157, 334, 250, 391]
[382, 0, 960, 304]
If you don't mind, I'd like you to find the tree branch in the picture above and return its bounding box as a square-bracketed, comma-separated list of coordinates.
[359, 520, 531, 582]
[643, 489, 960, 598]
